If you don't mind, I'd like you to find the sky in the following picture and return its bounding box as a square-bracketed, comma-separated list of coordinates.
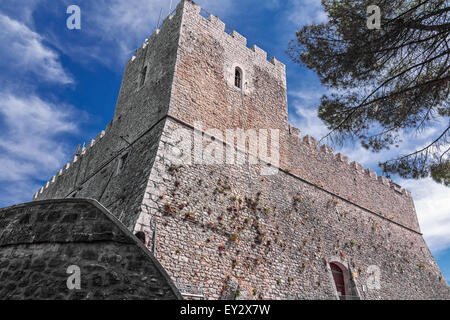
[0, 0, 448, 283]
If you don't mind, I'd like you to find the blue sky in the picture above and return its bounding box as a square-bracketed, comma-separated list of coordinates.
[0, 0, 449, 283]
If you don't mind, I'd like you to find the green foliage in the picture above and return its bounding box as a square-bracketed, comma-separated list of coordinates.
[288, 0, 449, 186]
[229, 233, 239, 242]
[430, 161, 450, 186]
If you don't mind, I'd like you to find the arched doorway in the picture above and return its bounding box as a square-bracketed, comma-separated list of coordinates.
[330, 263, 346, 300]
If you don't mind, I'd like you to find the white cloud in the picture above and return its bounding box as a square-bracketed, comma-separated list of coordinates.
[288, 86, 329, 138]
[400, 178, 450, 253]
[0, 91, 78, 203]
[92, 0, 185, 58]
[0, 0, 44, 25]
[48, 0, 233, 67]
[0, 13, 73, 84]
[291, 104, 329, 138]
[89, 0, 232, 38]
[287, 0, 328, 26]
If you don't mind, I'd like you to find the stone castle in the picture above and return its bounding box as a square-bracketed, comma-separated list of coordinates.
[2, 0, 448, 299]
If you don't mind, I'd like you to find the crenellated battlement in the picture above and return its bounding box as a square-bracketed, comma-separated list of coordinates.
[286, 125, 413, 199]
[33, 128, 107, 200]
[128, 0, 285, 75]
[283, 124, 420, 230]
[191, 1, 286, 69]
[129, 10, 179, 63]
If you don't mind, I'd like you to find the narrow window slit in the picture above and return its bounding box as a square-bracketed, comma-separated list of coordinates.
[235, 67, 242, 89]
[140, 66, 147, 87]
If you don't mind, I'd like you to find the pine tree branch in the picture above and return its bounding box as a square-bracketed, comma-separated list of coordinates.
[319, 51, 450, 141]
[385, 125, 450, 162]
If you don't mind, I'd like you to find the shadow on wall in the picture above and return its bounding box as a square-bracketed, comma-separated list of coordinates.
[0, 199, 182, 300]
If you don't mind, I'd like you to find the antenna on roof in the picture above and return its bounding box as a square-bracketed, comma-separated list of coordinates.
[169, 0, 173, 14]
[156, 8, 163, 30]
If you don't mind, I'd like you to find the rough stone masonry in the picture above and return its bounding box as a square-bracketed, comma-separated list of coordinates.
[0, 199, 182, 300]
[30, 0, 449, 299]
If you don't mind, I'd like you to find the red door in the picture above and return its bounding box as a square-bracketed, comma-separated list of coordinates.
[330, 263, 346, 300]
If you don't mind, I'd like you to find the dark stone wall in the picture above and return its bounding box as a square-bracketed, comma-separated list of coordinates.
[33, 4, 183, 229]
[33, 119, 167, 231]
[0, 199, 182, 300]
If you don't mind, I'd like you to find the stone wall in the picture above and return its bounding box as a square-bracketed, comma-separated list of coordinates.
[169, 0, 288, 136]
[111, 6, 182, 142]
[33, 119, 166, 231]
[282, 131, 420, 231]
[135, 118, 449, 300]
[0, 199, 182, 300]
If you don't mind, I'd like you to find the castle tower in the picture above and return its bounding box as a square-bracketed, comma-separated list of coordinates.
[33, 0, 449, 299]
